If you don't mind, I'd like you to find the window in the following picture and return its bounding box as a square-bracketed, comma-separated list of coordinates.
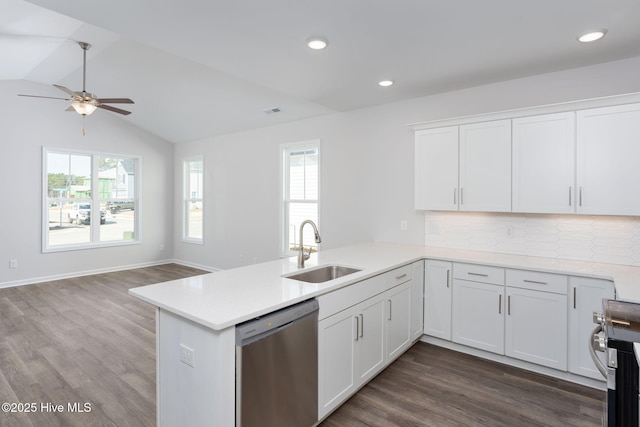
[183, 156, 204, 243]
[281, 141, 319, 256]
[44, 148, 140, 251]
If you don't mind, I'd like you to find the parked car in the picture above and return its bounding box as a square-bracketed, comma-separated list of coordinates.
[106, 200, 135, 214]
[68, 204, 106, 225]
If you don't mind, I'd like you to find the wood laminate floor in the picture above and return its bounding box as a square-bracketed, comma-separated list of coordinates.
[0, 265, 605, 426]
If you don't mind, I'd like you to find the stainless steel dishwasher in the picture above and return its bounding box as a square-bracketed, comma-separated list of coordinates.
[235, 299, 318, 427]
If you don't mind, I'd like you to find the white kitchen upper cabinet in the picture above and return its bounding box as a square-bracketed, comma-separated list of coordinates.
[568, 277, 615, 380]
[415, 126, 459, 210]
[512, 112, 576, 213]
[505, 287, 568, 371]
[577, 103, 640, 215]
[459, 120, 512, 212]
[424, 260, 452, 340]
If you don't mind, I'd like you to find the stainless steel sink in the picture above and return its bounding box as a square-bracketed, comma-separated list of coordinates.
[284, 265, 361, 283]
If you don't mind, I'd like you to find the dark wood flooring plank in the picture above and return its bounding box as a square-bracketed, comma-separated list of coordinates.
[321, 343, 605, 427]
[0, 263, 207, 427]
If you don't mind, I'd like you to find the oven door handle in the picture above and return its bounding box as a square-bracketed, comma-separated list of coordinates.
[589, 324, 607, 378]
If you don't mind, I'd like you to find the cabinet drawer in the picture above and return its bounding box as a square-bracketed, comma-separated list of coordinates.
[506, 269, 567, 295]
[453, 263, 504, 285]
[384, 264, 413, 286]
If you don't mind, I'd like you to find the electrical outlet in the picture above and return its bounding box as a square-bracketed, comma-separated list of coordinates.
[180, 344, 195, 368]
[400, 220, 408, 231]
[9, 260, 17, 269]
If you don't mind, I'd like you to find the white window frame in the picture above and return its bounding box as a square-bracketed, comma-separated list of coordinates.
[183, 155, 204, 244]
[42, 147, 141, 252]
[280, 140, 320, 257]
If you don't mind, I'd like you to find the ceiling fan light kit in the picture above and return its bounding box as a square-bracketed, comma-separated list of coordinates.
[18, 41, 134, 118]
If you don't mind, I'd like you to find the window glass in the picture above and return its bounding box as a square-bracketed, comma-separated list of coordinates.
[184, 157, 203, 242]
[44, 149, 139, 251]
[282, 142, 319, 255]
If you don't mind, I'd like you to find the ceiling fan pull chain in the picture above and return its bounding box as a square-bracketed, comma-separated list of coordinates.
[82, 115, 86, 136]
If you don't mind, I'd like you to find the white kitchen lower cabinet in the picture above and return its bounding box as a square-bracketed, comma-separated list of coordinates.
[568, 277, 615, 380]
[318, 304, 358, 418]
[410, 261, 425, 341]
[318, 263, 421, 420]
[505, 287, 568, 370]
[386, 282, 412, 362]
[356, 297, 386, 384]
[452, 279, 505, 355]
[424, 260, 452, 340]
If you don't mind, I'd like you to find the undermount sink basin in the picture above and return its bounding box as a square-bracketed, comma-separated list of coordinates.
[284, 265, 362, 283]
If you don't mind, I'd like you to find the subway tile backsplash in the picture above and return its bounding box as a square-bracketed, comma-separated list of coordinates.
[424, 211, 640, 266]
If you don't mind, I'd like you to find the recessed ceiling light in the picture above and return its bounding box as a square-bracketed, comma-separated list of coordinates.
[378, 80, 394, 87]
[578, 30, 607, 43]
[307, 37, 328, 50]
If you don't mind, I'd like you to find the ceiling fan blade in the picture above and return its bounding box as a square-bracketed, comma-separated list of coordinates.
[18, 94, 70, 101]
[97, 104, 132, 115]
[96, 98, 134, 104]
[53, 84, 80, 97]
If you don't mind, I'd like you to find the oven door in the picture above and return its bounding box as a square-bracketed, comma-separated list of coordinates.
[606, 338, 639, 427]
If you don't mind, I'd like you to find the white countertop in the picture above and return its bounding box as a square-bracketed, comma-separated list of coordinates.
[129, 242, 640, 331]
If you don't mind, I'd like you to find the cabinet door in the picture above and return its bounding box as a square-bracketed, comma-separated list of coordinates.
[318, 307, 358, 418]
[415, 126, 459, 210]
[459, 120, 511, 212]
[386, 282, 412, 361]
[410, 261, 425, 340]
[505, 287, 568, 370]
[424, 260, 452, 340]
[356, 297, 386, 384]
[577, 103, 640, 215]
[512, 112, 576, 213]
[452, 279, 505, 354]
[568, 277, 615, 380]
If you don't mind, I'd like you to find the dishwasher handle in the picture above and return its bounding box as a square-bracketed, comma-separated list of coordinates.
[236, 299, 319, 346]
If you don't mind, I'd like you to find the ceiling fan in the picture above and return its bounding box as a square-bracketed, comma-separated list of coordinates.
[18, 41, 134, 116]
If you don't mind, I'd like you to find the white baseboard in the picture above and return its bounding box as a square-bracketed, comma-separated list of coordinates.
[0, 258, 218, 289]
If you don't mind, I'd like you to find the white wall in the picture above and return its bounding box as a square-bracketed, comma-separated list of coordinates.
[0, 80, 174, 286]
[173, 56, 640, 271]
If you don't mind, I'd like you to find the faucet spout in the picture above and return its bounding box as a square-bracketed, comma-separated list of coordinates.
[298, 220, 321, 268]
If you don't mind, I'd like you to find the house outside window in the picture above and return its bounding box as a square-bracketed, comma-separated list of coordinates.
[183, 156, 204, 243]
[281, 140, 320, 256]
[44, 147, 140, 251]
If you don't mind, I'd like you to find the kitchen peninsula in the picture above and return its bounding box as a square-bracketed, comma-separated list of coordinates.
[129, 242, 640, 426]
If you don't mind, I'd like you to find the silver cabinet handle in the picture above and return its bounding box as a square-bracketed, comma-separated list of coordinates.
[395, 273, 407, 280]
[460, 187, 464, 205]
[523, 279, 547, 285]
[359, 314, 364, 338]
[446, 270, 450, 288]
[388, 299, 392, 321]
[579, 187, 583, 206]
[573, 287, 577, 309]
[507, 295, 511, 316]
[569, 187, 572, 206]
[498, 294, 502, 314]
[468, 272, 489, 277]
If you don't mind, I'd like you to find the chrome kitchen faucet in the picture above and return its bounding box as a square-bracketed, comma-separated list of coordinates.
[298, 220, 321, 268]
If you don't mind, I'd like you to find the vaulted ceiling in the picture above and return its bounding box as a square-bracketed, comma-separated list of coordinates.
[3, 0, 640, 143]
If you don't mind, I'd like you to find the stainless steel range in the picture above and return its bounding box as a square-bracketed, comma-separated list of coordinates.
[591, 299, 640, 427]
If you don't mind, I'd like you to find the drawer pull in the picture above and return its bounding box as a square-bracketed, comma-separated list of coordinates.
[467, 272, 489, 277]
[395, 273, 408, 280]
[523, 279, 547, 285]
